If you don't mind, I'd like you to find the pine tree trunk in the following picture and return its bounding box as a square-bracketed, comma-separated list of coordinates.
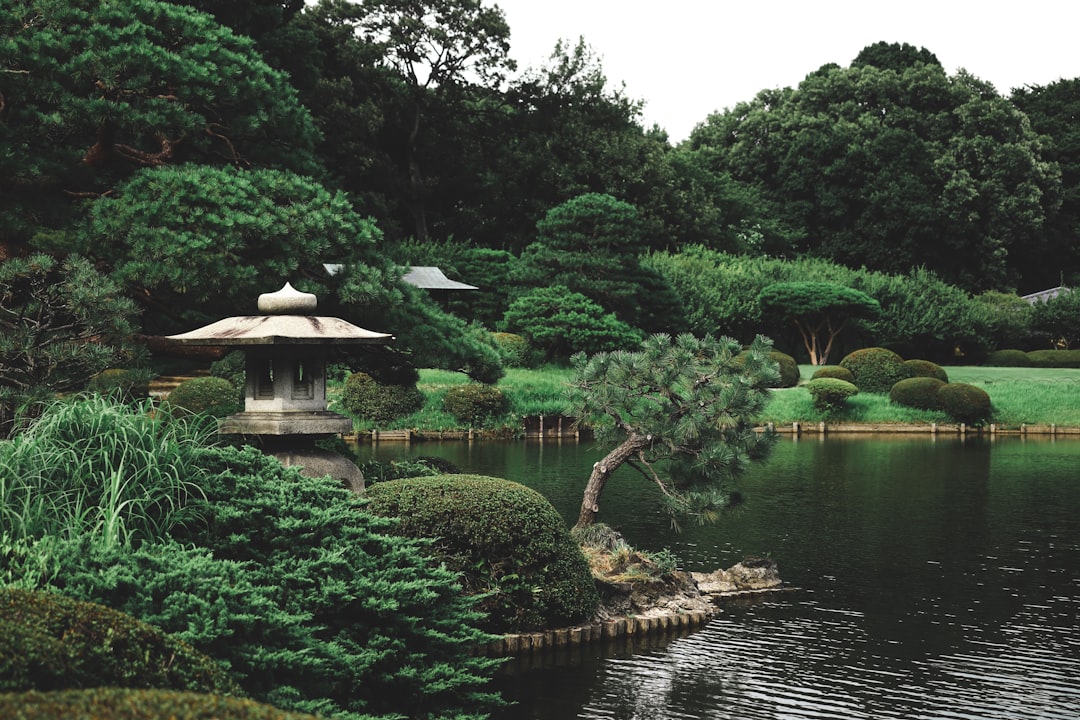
[574, 432, 649, 530]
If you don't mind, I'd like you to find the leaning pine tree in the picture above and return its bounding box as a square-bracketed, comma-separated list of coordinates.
[567, 333, 778, 530]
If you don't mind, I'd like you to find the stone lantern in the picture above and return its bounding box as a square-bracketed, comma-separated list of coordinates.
[166, 283, 392, 491]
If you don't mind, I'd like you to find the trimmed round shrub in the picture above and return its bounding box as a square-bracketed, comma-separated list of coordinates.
[165, 376, 241, 418]
[492, 332, 530, 368]
[365, 474, 601, 633]
[86, 368, 149, 401]
[341, 371, 424, 425]
[985, 349, 1033, 367]
[810, 365, 855, 383]
[804, 378, 859, 412]
[0, 588, 235, 695]
[736, 350, 799, 387]
[903, 359, 949, 382]
[937, 383, 992, 424]
[889, 377, 947, 410]
[1026, 349, 1080, 368]
[442, 383, 509, 426]
[0, 689, 321, 720]
[839, 347, 913, 393]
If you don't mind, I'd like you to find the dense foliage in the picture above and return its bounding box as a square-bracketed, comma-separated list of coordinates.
[936, 383, 992, 424]
[165, 377, 242, 419]
[839, 347, 913, 394]
[889, 377, 948, 411]
[567, 333, 777, 529]
[341, 371, 425, 425]
[365, 474, 600, 632]
[0, 688, 323, 720]
[804, 378, 859, 413]
[757, 282, 880, 365]
[442, 383, 509, 426]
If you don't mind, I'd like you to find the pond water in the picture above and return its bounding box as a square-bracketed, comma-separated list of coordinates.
[352, 435, 1080, 719]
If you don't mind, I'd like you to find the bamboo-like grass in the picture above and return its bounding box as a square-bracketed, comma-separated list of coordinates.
[0, 396, 213, 551]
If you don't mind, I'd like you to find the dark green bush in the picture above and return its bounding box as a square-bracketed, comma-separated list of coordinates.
[85, 368, 150, 401]
[985, 349, 1033, 367]
[889, 377, 947, 410]
[0, 689, 321, 720]
[210, 351, 247, 400]
[839, 347, 912, 393]
[936, 383, 992, 424]
[165, 377, 241, 418]
[15, 445, 501, 720]
[739, 350, 799, 388]
[903, 359, 949, 382]
[442, 383, 510, 426]
[340, 372, 424, 425]
[804, 378, 859, 413]
[0, 588, 235, 695]
[1026, 349, 1080, 368]
[492, 332, 529, 368]
[810, 365, 855, 383]
[365, 474, 600, 633]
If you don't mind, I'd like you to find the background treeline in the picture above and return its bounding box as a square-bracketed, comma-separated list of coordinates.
[3, 0, 1080, 403]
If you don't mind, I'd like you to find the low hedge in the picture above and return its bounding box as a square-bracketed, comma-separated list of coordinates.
[0, 689, 321, 720]
[0, 588, 235, 695]
[340, 372, 424, 425]
[985, 349, 1032, 367]
[803, 378, 859, 413]
[365, 474, 600, 633]
[903, 359, 948, 382]
[889, 377, 947, 410]
[810, 365, 855, 383]
[937, 383, 992, 424]
[1026, 349, 1080, 368]
[442, 383, 509, 426]
[839, 347, 912, 394]
[165, 377, 241, 418]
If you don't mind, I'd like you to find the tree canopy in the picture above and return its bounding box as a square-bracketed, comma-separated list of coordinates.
[566, 333, 777, 530]
[757, 282, 880, 365]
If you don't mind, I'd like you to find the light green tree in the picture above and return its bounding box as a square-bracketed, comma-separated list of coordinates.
[757, 281, 880, 365]
[566, 333, 777, 530]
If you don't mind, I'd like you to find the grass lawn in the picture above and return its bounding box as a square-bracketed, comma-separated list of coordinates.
[333, 365, 1080, 432]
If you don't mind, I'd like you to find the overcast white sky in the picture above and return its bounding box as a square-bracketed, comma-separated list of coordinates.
[495, 0, 1080, 142]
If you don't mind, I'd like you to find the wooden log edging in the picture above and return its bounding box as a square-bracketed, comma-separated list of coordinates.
[757, 422, 1080, 437]
[481, 586, 794, 656]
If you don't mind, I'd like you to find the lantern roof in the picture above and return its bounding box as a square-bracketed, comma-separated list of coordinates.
[166, 283, 393, 347]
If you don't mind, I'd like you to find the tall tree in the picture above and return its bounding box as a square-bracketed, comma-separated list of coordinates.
[689, 43, 1060, 292]
[566, 333, 777, 530]
[757, 282, 880, 365]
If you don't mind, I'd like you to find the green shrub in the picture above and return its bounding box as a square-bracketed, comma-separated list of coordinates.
[936, 383, 992, 424]
[889, 377, 947, 410]
[492, 332, 530, 368]
[839, 347, 912, 393]
[442, 383, 510, 426]
[903, 359, 949, 382]
[10, 444, 502, 720]
[340, 371, 424, 425]
[738, 350, 799, 387]
[0, 689, 321, 720]
[810, 365, 855, 383]
[985, 349, 1032, 367]
[210, 351, 247, 400]
[0, 588, 235, 695]
[165, 377, 241, 418]
[85, 368, 150, 401]
[804, 378, 859, 413]
[365, 474, 600, 633]
[1026, 349, 1080, 368]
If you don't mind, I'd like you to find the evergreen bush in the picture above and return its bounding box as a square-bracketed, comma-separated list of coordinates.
[903, 359, 949, 382]
[738, 350, 799, 387]
[210, 351, 247, 402]
[0, 588, 235, 695]
[442, 383, 510, 426]
[985, 349, 1033, 367]
[341, 371, 424, 425]
[839, 347, 913, 393]
[0, 689, 321, 720]
[165, 377, 241, 418]
[804, 378, 859, 413]
[492, 332, 530, 368]
[1026, 349, 1080, 368]
[889, 377, 947, 410]
[365, 474, 600, 633]
[936, 383, 992, 424]
[810, 365, 855, 383]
